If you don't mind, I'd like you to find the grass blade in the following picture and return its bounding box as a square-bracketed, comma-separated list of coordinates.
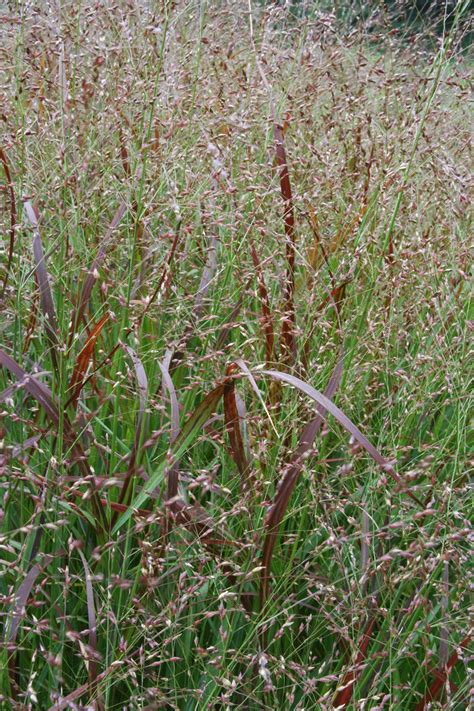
[123, 344, 148, 424]
[77, 549, 100, 694]
[260, 369, 423, 506]
[224, 363, 252, 492]
[158, 357, 180, 500]
[67, 313, 109, 409]
[414, 635, 471, 711]
[0, 348, 59, 424]
[194, 232, 218, 319]
[235, 358, 278, 437]
[69, 201, 127, 345]
[24, 202, 60, 372]
[113, 345, 149, 517]
[274, 123, 296, 364]
[333, 615, 376, 709]
[5, 555, 53, 700]
[113, 383, 225, 532]
[48, 665, 113, 711]
[250, 240, 275, 367]
[0, 147, 17, 296]
[260, 356, 343, 610]
[5, 555, 53, 644]
[72, 227, 181, 399]
[0, 348, 107, 531]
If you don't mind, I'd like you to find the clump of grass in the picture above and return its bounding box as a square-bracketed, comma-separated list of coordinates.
[0, 2, 471, 709]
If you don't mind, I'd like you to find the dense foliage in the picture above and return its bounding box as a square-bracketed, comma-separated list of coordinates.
[0, 1, 471, 709]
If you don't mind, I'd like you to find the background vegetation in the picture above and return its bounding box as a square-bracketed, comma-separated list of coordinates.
[0, 1, 472, 709]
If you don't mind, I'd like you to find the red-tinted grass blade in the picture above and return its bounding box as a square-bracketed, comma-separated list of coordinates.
[260, 369, 423, 507]
[260, 356, 343, 611]
[250, 240, 275, 366]
[67, 314, 109, 409]
[0, 348, 59, 423]
[11, 433, 43, 459]
[333, 615, 376, 709]
[0, 147, 17, 296]
[274, 123, 296, 364]
[69, 201, 127, 346]
[224, 363, 252, 492]
[414, 634, 471, 711]
[315, 281, 350, 317]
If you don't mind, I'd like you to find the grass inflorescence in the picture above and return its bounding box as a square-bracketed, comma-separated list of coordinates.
[0, 2, 472, 709]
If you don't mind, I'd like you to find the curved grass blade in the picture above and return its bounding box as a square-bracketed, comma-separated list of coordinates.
[0, 147, 17, 296]
[11, 433, 43, 458]
[260, 369, 423, 507]
[5, 555, 53, 700]
[0, 348, 59, 423]
[235, 358, 278, 437]
[5, 555, 53, 644]
[123, 344, 148, 424]
[260, 355, 343, 610]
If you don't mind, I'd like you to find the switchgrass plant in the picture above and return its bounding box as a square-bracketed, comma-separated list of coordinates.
[0, 1, 472, 709]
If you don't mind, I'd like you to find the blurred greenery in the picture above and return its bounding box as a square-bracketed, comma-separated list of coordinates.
[263, 0, 472, 48]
